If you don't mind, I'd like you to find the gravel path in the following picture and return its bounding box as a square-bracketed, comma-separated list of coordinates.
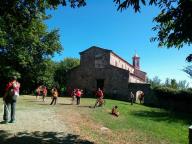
[0, 96, 94, 144]
[0, 109, 69, 133]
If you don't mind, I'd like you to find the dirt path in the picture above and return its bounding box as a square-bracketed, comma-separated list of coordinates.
[0, 96, 94, 144]
[0, 109, 69, 132]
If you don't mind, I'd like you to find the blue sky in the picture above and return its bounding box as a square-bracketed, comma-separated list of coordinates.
[45, 1, 191, 85]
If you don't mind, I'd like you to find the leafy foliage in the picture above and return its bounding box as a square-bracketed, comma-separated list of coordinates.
[149, 76, 190, 89]
[151, 0, 192, 48]
[148, 76, 162, 88]
[54, 57, 80, 88]
[1, 0, 192, 93]
[183, 65, 192, 78]
[114, 0, 192, 50]
[0, 0, 63, 94]
[114, 0, 156, 12]
[151, 86, 192, 113]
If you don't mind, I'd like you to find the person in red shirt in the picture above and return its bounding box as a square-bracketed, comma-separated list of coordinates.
[94, 88, 104, 108]
[75, 89, 83, 105]
[35, 86, 41, 100]
[42, 86, 47, 102]
[3, 76, 20, 123]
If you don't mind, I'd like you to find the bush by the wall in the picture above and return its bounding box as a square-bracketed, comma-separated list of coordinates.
[151, 86, 192, 113]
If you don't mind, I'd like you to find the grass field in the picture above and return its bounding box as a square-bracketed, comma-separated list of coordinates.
[77, 98, 191, 144]
[0, 96, 191, 144]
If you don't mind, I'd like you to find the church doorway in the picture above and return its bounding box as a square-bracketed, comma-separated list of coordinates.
[96, 79, 104, 90]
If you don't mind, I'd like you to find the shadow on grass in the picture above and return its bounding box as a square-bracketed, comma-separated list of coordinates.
[130, 110, 192, 125]
[0, 130, 94, 144]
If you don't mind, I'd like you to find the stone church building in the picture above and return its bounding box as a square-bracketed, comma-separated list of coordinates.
[66, 46, 150, 101]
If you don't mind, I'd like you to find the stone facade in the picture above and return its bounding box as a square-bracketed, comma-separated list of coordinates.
[66, 46, 150, 101]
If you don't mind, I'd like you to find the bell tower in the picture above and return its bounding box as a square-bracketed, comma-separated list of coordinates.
[132, 53, 140, 69]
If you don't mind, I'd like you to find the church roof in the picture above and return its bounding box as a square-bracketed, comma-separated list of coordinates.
[79, 46, 112, 54]
[110, 51, 134, 68]
[129, 73, 146, 81]
[80, 46, 134, 67]
[79, 46, 146, 74]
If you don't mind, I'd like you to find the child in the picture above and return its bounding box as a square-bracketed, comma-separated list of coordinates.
[111, 106, 119, 117]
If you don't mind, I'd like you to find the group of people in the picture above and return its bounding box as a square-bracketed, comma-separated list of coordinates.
[130, 91, 145, 105]
[71, 88, 83, 105]
[35, 86, 59, 105]
[70, 87, 105, 107]
[35, 86, 47, 102]
[2, 76, 146, 124]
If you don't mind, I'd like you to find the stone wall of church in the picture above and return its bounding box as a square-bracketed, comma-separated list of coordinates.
[129, 74, 145, 83]
[80, 48, 110, 69]
[66, 47, 149, 101]
[134, 69, 146, 81]
[110, 53, 134, 73]
[66, 65, 130, 98]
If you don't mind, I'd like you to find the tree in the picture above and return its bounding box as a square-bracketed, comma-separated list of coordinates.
[164, 78, 171, 87]
[2, 0, 191, 48]
[1, 0, 192, 92]
[151, 0, 192, 48]
[0, 0, 62, 94]
[54, 57, 80, 95]
[54, 58, 80, 87]
[170, 79, 178, 89]
[149, 76, 162, 88]
[177, 80, 189, 89]
[183, 65, 192, 78]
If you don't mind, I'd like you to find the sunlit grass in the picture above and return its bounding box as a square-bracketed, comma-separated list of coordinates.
[80, 98, 191, 144]
[0, 96, 191, 144]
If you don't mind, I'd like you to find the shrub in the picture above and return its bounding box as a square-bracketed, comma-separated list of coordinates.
[151, 86, 192, 113]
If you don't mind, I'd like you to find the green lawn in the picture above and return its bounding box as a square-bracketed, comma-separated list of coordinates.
[0, 96, 191, 144]
[79, 98, 191, 144]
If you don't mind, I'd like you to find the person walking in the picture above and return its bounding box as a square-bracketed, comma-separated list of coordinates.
[50, 88, 58, 105]
[35, 86, 41, 100]
[75, 89, 83, 105]
[130, 92, 134, 105]
[94, 88, 104, 108]
[71, 88, 77, 104]
[3, 76, 20, 123]
[42, 86, 47, 102]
